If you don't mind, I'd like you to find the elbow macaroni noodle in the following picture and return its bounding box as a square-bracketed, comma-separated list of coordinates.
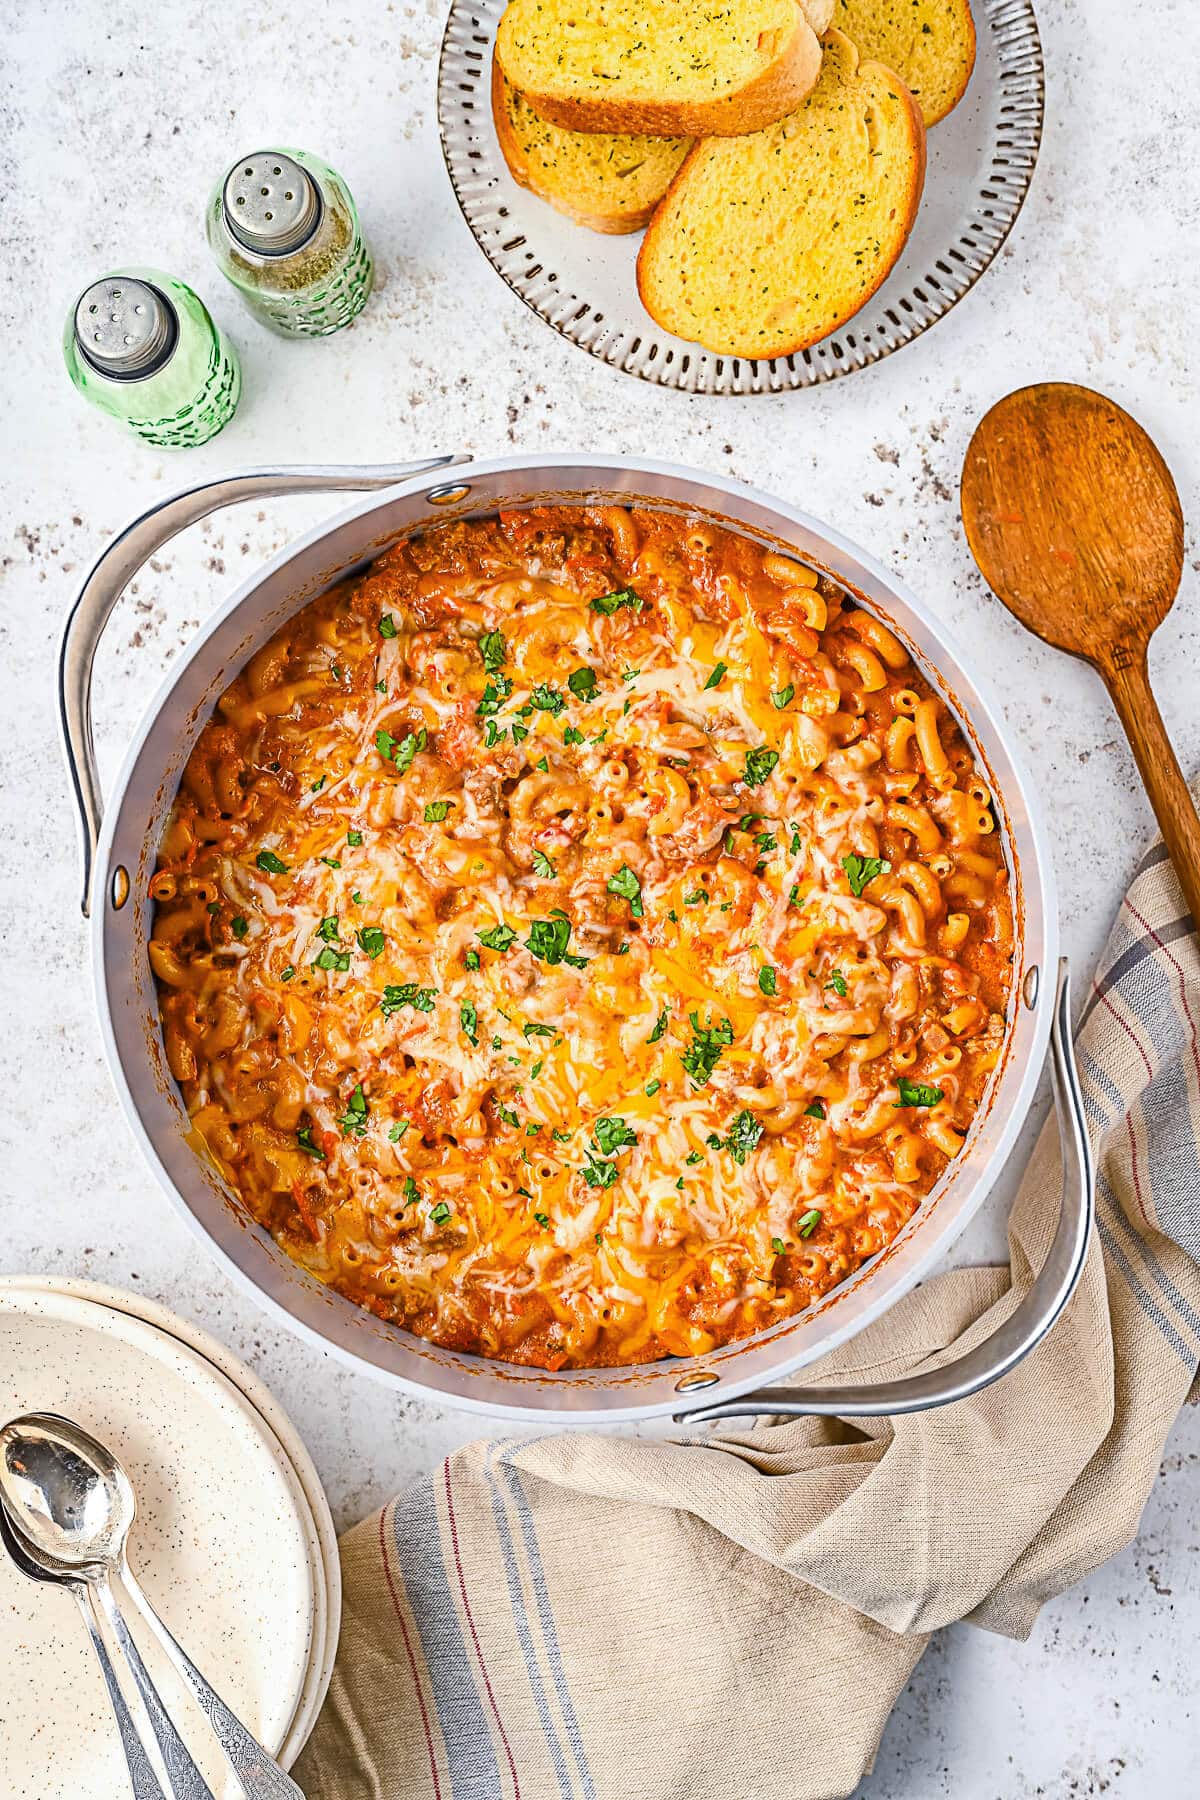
[151, 508, 1013, 1370]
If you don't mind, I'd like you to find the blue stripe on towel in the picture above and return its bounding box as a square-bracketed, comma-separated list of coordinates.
[393, 1475, 504, 1798]
[499, 1450, 598, 1800]
[482, 1441, 575, 1799]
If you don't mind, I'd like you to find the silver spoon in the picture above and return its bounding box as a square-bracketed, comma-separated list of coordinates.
[0, 1413, 303, 1800]
[0, 1501, 169, 1800]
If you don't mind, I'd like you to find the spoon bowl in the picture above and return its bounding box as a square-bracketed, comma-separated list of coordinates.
[962, 382, 1200, 928]
[0, 1412, 135, 1574]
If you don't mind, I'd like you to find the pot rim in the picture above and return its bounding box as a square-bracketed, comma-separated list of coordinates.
[88, 452, 1058, 1423]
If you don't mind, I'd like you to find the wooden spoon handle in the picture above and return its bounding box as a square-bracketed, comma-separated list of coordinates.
[1102, 652, 1200, 930]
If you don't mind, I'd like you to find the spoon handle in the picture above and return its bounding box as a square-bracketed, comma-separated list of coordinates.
[1102, 650, 1200, 931]
[120, 1563, 304, 1799]
[92, 1577, 218, 1800]
[73, 1588, 170, 1800]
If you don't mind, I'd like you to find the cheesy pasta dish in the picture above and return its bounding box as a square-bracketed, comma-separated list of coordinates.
[150, 506, 1013, 1370]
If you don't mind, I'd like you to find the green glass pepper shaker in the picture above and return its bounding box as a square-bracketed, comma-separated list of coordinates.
[206, 148, 374, 337]
[63, 270, 241, 448]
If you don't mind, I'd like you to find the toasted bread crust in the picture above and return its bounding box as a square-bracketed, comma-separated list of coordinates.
[490, 60, 683, 235]
[927, 0, 975, 123]
[496, 2, 824, 138]
[832, 0, 976, 124]
[636, 30, 927, 360]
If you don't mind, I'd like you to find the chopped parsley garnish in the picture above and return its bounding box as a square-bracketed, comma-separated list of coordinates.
[526, 913, 587, 969]
[497, 1102, 520, 1129]
[478, 628, 507, 673]
[403, 1175, 420, 1206]
[429, 1202, 452, 1227]
[375, 725, 426, 773]
[563, 725, 584, 746]
[530, 1059, 543, 1079]
[380, 983, 437, 1017]
[424, 801, 452, 823]
[703, 662, 728, 690]
[320, 856, 341, 870]
[465, 949, 481, 971]
[280, 965, 295, 982]
[798, 1209, 823, 1238]
[346, 830, 363, 847]
[339, 1085, 369, 1137]
[483, 720, 506, 748]
[535, 756, 549, 773]
[683, 889, 708, 906]
[460, 1001, 479, 1047]
[388, 1120, 410, 1142]
[895, 1078, 945, 1109]
[534, 1212, 551, 1229]
[743, 746, 779, 788]
[530, 684, 565, 716]
[825, 971, 848, 997]
[256, 849, 289, 875]
[645, 1079, 661, 1096]
[590, 587, 643, 616]
[312, 945, 351, 973]
[582, 1156, 620, 1189]
[357, 926, 386, 960]
[231, 915, 249, 940]
[686, 1150, 704, 1166]
[805, 1100, 826, 1120]
[714, 1109, 764, 1165]
[680, 1013, 734, 1088]
[478, 923, 518, 953]
[606, 864, 644, 918]
[311, 775, 325, 793]
[376, 680, 387, 694]
[378, 613, 397, 639]
[842, 854, 891, 898]
[649, 1007, 669, 1044]
[317, 916, 341, 943]
[758, 966, 777, 996]
[532, 849, 556, 879]
[568, 667, 599, 703]
[788, 885, 802, 908]
[297, 1124, 325, 1160]
[771, 685, 794, 710]
[772, 1237, 787, 1255]
[593, 1116, 638, 1155]
[523, 1022, 556, 1040]
[476, 674, 513, 718]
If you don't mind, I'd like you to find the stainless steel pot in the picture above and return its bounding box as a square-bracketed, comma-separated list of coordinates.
[59, 455, 1094, 1426]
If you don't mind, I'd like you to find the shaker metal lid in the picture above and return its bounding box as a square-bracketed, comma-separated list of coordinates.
[73, 278, 179, 381]
[221, 151, 322, 255]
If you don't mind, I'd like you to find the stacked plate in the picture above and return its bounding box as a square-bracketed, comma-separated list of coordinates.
[0, 1276, 339, 1799]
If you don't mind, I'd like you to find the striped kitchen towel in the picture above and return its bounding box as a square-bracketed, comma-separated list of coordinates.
[296, 835, 1200, 1800]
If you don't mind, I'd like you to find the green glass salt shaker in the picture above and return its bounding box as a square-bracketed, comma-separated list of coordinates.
[206, 148, 374, 337]
[63, 270, 241, 448]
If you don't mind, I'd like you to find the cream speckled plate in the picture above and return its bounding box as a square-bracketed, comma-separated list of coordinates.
[0, 1282, 333, 1799]
[438, 0, 1045, 392]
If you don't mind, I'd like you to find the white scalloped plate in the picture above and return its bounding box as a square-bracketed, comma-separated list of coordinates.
[438, 0, 1045, 393]
[0, 1281, 335, 1799]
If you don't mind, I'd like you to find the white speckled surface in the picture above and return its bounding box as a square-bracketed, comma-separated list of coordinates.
[1, 0, 1198, 1792]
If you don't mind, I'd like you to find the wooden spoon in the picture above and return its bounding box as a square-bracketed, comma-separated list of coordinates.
[962, 381, 1200, 929]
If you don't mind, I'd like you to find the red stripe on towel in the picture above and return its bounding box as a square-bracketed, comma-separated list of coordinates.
[443, 1460, 522, 1798]
[379, 1504, 444, 1800]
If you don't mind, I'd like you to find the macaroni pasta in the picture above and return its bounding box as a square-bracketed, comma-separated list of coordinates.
[151, 508, 1013, 1370]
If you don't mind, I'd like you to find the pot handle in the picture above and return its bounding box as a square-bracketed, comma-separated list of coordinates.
[677, 959, 1095, 1424]
[59, 457, 469, 917]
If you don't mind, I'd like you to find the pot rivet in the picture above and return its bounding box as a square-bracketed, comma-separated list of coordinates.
[675, 1371, 720, 1394]
[1023, 964, 1040, 1010]
[110, 865, 130, 911]
[427, 482, 471, 506]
